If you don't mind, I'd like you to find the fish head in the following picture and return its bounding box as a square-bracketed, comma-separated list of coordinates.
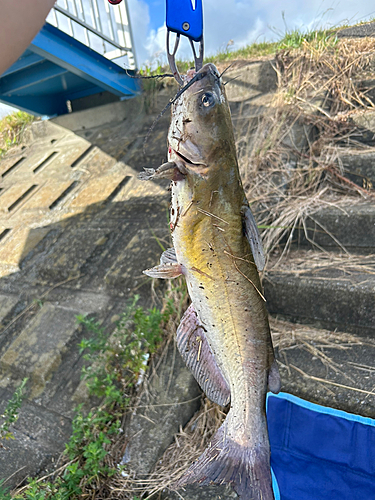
[168, 63, 237, 178]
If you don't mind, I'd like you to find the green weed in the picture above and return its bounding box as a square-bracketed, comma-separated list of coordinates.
[0, 111, 35, 156]
[0, 479, 12, 499]
[9, 294, 178, 499]
[277, 28, 338, 51]
[0, 378, 28, 445]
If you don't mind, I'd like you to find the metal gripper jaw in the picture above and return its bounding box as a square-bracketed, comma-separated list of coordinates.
[166, 0, 204, 86]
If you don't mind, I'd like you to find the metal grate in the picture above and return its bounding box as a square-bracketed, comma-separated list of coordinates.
[46, 0, 137, 69]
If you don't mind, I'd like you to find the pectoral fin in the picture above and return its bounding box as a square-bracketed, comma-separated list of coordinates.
[160, 247, 177, 265]
[143, 248, 182, 278]
[139, 161, 186, 181]
[242, 203, 265, 271]
[143, 263, 182, 279]
[176, 304, 230, 407]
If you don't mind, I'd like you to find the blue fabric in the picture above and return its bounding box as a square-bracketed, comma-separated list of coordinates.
[267, 393, 375, 500]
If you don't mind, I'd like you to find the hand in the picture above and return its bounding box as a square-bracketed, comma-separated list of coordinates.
[0, 0, 56, 76]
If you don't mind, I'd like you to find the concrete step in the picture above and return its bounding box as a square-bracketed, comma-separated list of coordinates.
[270, 317, 375, 419]
[264, 250, 375, 337]
[291, 200, 375, 252]
[336, 148, 375, 190]
[164, 318, 375, 500]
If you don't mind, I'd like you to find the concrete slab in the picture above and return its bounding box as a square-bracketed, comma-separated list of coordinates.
[337, 148, 375, 190]
[123, 341, 201, 476]
[69, 174, 128, 208]
[0, 388, 72, 486]
[52, 96, 146, 132]
[295, 201, 375, 252]
[265, 263, 375, 337]
[223, 60, 277, 102]
[104, 229, 168, 292]
[0, 294, 18, 328]
[0, 227, 49, 268]
[0, 303, 80, 398]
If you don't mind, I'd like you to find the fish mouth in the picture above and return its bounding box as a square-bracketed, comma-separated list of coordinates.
[174, 149, 204, 167]
[172, 149, 209, 178]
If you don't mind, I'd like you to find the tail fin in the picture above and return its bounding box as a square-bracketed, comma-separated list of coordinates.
[175, 420, 274, 500]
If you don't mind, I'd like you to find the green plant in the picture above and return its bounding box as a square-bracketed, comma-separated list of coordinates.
[0, 378, 28, 445]
[77, 295, 174, 398]
[0, 479, 12, 500]
[0, 111, 35, 156]
[277, 28, 338, 51]
[11, 294, 178, 499]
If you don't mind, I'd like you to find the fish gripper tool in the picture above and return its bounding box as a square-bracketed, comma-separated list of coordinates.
[166, 0, 204, 86]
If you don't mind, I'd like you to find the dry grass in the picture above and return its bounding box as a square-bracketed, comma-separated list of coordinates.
[270, 317, 367, 379]
[236, 38, 375, 260]
[108, 39, 375, 499]
[267, 250, 375, 277]
[115, 399, 226, 499]
[109, 316, 374, 499]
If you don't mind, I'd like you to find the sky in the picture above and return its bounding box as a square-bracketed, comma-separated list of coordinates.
[2, 0, 375, 118]
[129, 0, 375, 68]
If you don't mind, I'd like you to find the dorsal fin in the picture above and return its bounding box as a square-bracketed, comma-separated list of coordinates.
[242, 203, 265, 271]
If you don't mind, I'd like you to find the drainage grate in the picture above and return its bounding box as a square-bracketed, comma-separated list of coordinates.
[49, 181, 79, 210]
[105, 176, 132, 204]
[70, 145, 95, 168]
[8, 185, 38, 212]
[2, 157, 25, 178]
[33, 152, 59, 174]
[0, 228, 11, 243]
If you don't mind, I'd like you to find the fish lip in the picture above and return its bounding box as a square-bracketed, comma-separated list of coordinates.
[173, 149, 207, 168]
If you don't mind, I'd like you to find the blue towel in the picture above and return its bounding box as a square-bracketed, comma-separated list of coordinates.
[267, 393, 375, 500]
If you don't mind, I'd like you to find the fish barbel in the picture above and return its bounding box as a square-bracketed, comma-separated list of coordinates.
[141, 63, 281, 500]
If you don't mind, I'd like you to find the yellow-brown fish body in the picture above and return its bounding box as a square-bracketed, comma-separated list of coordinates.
[142, 63, 280, 500]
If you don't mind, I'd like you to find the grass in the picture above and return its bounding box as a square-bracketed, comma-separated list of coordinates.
[277, 28, 338, 51]
[2, 289, 185, 500]
[0, 111, 35, 157]
[0, 378, 28, 446]
[139, 26, 339, 80]
[233, 34, 375, 261]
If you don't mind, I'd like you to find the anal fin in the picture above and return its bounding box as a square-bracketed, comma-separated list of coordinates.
[176, 304, 230, 407]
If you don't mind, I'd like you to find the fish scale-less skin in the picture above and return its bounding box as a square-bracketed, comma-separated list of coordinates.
[172, 178, 272, 447]
[156, 63, 279, 499]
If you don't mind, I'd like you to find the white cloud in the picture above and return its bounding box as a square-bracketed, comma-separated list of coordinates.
[139, 0, 375, 67]
[145, 24, 168, 67]
[127, 0, 151, 66]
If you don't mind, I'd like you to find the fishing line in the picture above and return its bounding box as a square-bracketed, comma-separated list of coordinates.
[125, 69, 174, 79]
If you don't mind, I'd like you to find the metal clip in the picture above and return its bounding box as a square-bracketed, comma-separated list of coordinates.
[166, 0, 204, 85]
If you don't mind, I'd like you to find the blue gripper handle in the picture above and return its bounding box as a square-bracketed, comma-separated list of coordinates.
[166, 0, 203, 42]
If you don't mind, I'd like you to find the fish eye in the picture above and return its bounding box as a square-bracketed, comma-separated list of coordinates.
[201, 92, 215, 107]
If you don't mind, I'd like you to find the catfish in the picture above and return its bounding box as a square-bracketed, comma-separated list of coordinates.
[141, 63, 280, 500]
